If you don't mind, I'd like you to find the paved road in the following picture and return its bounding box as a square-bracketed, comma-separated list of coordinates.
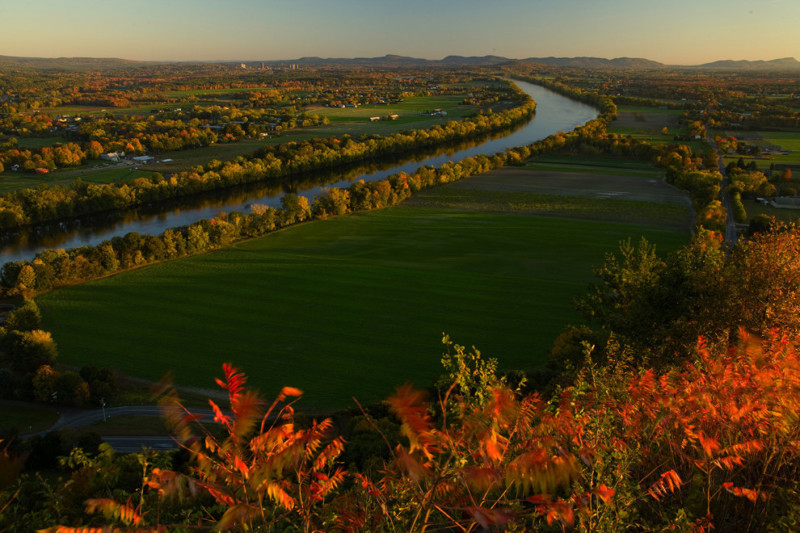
[10, 402, 229, 453]
[103, 436, 181, 454]
[40, 405, 223, 434]
[708, 131, 739, 245]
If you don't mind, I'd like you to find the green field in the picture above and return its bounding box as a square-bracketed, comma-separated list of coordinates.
[305, 95, 476, 138]
[0, 404, 59, 433]
[39, 181, 687, 409]
[160, 87, 268, 98]
[525, 155, 665, 178]
[606, 125, 672, 144]
[409, 187, 688, 226]
[742, 199, 800, 224]
[80, 167, 155, 184]
[13, 136, 68, 149]
[313, 96, 470, 121]
[0, 164, 155, 193]
[608, 105, 707, 152]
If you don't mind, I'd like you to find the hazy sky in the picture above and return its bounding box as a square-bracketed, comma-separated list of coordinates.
[1, 0, 798, 65]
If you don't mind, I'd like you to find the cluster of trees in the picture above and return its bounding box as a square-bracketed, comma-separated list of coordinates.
[705, 102, 800, 130]
[567, 224, 800, 367]
[0, 300, 118, 408]
[727, 166, 776, 197]
[0, 96, 535, 230]
[1, 70, 521, 174]
[0, 140, 90, 173]
[724, 161, 797, 223]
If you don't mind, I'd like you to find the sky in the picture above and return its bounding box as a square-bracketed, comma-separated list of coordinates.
[1, 0, 798, 65]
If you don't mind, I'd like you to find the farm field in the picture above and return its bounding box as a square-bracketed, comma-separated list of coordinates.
[14, 136, 68, 149]
[38, 166, 689, 410]
[608, 105, 680, 144]
[0, 162, 156, 193]
[719, 130, 800, 170]
[524, 155, 665, 178]
[742, 198, 800, 224]
[407, 167, 691, 229]
[607, 106, 707, 153]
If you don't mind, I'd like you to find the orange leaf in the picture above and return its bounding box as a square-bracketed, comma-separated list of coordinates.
[84, 498, 142, 526]
[723, 482, 758, 502]
[647, 470, 682, 501]
[281, 386, 303, 397]
[267, 481, 296, 510]
[595, 484, 615, 503]
[234, 455, 249, 479]
[698, 432, 721, 457]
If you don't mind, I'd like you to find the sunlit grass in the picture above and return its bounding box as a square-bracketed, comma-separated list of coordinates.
[39, 203, 686, 409]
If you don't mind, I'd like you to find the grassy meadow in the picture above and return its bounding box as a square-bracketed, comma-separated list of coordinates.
[524, 155, 665, 178]
[38, 163, 689, 410]
[0, 163, 157, 193]
[608, 106, 707, 153]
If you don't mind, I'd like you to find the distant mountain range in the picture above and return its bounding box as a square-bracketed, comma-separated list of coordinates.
[0, 55, 150, 71]
[690, 57, 800, 71]
[1, 53, 799, 72]
[269, 55, 800, 71]
[269, 55, 669, 70]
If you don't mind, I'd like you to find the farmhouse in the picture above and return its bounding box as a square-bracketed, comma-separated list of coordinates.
[100, 151, 125, 163]
[369, 116, 381, 122]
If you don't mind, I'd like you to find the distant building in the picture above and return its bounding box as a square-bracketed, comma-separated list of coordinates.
[389, 114, 399, 120]
[369, 116, 381, 122]
[100, 151, 125, 162]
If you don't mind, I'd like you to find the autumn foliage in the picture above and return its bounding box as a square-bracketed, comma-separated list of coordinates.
[33, 328, 800, 532]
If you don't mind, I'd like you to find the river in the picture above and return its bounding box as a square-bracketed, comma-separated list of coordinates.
[0, 80, 598, 264]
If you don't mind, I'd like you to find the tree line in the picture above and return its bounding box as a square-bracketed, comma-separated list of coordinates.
[0, 96, 535, 230]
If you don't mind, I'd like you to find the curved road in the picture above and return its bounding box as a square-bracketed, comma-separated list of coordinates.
[15, 403, 228, 453]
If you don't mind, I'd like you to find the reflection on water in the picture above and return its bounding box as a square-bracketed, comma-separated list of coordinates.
[0, 81, 598, 264]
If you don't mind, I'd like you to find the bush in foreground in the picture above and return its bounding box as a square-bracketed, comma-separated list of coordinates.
[15, 329, 798, 532]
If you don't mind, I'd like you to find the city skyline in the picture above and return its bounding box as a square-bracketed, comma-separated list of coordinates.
[1, 0, 798, 65]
